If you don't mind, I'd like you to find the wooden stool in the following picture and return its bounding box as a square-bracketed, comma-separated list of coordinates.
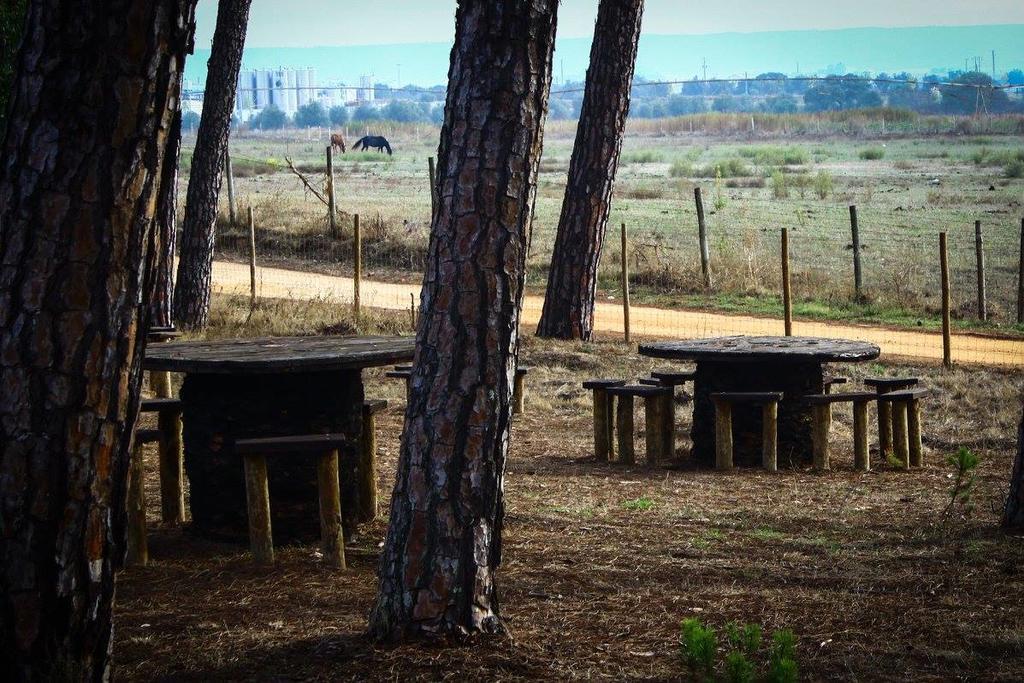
[605, 385, 674, 466]
[582, 379, 626, 462]
[139, 397, 185, 525]
[864, 377, 919, 457]
[126, 428, 162, 568]
[359, 399, 388, 523]
[512, 366, 531, 415]
[709, 392, 784, 471]
[385, 368, 412, 402]
[877, 388, 928, 469]
[822, 376, 849, 394]
[234, 434, 348, 568]
[803, 391, 875, 471]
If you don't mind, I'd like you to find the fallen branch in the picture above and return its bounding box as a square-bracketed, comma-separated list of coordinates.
[284, 156, 329, 207]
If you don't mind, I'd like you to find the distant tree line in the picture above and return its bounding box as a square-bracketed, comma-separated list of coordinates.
[546, 71, 1024, 119]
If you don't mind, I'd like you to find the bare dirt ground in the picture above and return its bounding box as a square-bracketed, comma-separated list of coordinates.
[215, 259, 1024, 366]
[116, 298, 1024, 681]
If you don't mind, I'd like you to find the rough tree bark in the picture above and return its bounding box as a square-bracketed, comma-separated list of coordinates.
[151, 80, 184, 329]
[368, 0, 558, 641]
[535, 0, 644, 340]
[0, 1, 196, 679]
[1003, 403, 1024, 528]
[173, 0, 251, 329]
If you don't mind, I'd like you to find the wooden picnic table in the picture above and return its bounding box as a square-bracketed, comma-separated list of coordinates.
[144, 335, 414, 542]
[639, 336, 879, 467]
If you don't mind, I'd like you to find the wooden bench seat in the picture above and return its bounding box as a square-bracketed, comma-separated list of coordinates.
[359, 400, 388, 523]
[583, 379, 626, 462]
[234, 433, 348, 568]
[803, 391, 876, 471]
[513, 366, 531, 415]
[864, 377, 920, 458]
[709, 392, 784, 471]
[878, 388, 929, 468]
[606, 384, 674, 467]
[650, 370, 697, 386]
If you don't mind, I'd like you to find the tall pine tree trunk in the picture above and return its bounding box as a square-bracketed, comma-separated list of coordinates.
[0, 1, 195, 678]
[173, 0, 251, 329]
[151, 80, 183, 329]
[535, 0, 644, 340]
[368, 0, 558, 641]
[1003, 403, 1024, 528]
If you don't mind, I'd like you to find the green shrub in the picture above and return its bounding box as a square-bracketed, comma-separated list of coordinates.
[680, 618, 718, 674]
[668, 159, 694, 178]
[813, 170, 834, 199]
[680, 618, 798, 682]
[621, 149, 665, 164]
[738, 146, 809, 166]
[1005, 159, 1024, 178]
[945, 447, 980, 518]
[859, 147, 886, 160]
[771, 170, 789, 199]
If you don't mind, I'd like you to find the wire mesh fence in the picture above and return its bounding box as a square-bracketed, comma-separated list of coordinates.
[191, 128, 1024, 367]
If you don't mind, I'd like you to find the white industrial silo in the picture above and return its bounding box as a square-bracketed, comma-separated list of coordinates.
[296, 68, 310, 107]
[254, 68, 270, 108]
[284, 68, 298, 113]
[306, 68, 317, 103]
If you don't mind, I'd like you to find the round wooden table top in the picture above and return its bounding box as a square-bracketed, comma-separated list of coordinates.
[143, 335, 415, 374]
[638, 336, 880, 364]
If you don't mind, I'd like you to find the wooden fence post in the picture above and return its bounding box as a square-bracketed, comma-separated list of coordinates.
[694, 187, 712, 289]
[849, 205, 863, 302]
[940, 232, 952, 368]
[248, 206, 257, 308]
[1018, 217, 1024, 324]
[326, 145, 338, 238]
[620, 222, 631, 344]
[409, 293, 416, 331]
[781, 227, 793, 336]
[975, 220, 987, 321]
[224, 152, 236, 226]
[353, 213, 362, 321]
[428, 156, 438, 220]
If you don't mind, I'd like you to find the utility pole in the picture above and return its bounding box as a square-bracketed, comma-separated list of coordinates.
[992, 50, 996, 80]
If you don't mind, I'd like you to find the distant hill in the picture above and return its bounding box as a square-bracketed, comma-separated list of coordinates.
[184, 24, 1024, 89]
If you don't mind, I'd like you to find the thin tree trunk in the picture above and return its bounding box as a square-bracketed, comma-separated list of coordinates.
[368, 0, 558, 641]
[535, 0, 644, 340]
[173, 0, 251, 329]
[0, 1, 196, 679]
[151, 80, 183, 329]
[1003, 403, 1024, 528]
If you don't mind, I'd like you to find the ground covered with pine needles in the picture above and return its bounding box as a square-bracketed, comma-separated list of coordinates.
[117, 296, 1024, 681]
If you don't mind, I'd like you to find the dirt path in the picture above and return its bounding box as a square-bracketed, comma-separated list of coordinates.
[213, 260, 1024, 367]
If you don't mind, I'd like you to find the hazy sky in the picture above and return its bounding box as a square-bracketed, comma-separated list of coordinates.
[195, 0, 1024, 48]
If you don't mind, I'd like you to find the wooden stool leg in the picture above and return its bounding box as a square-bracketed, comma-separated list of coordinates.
[242, 454, 274, 565]
[317, 449, 346, 569]
[908, 398, 923, 468]
[150, 369, 172, 399]
[662, 392, 675, 461]
[877, 397, 893, 458]
[644, 396, 661, 467]
[892, 400, 910, 469]
[157, 409, 185, 525]
[126, 441, 148, 567]
[812, 404, 831, 471]
[358, 406, 379, 522]
[762, 401, 778, 472]
[616, 394, 635, 465]
[853, 399, 870, 471]
[714, 399, 733, 470]
[512, 372, 526, 415]
[593, 389, 611, 462]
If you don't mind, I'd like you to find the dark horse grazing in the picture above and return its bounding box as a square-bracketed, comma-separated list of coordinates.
[352, 135, 392, 155]
[330, 133, 346, 153]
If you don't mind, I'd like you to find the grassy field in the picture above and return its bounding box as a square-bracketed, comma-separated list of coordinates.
[117, 294, 1024, 680]
[184, 112, 1024, 335]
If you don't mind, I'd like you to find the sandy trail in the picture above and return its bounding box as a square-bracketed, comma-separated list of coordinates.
[212, 260, 1024, 367]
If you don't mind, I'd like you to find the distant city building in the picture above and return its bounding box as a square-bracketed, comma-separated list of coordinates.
[230, 68, 376, 122]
